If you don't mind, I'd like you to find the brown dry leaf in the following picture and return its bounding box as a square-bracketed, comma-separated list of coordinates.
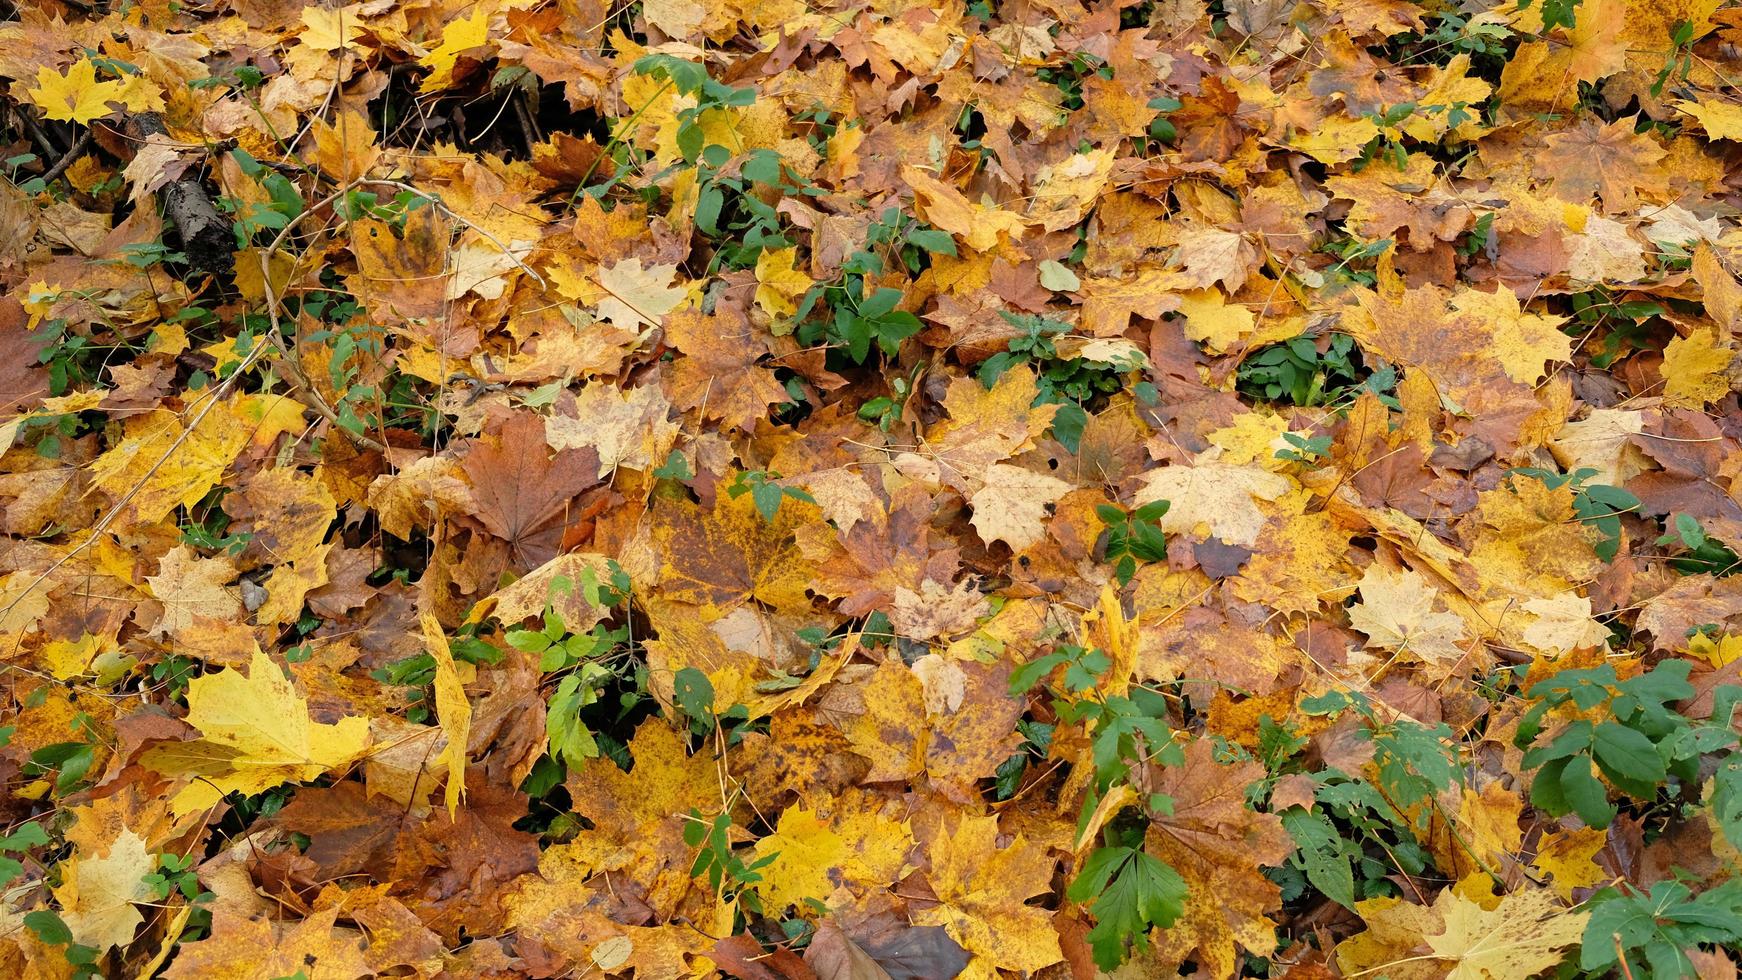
[459, 411, 603, 568]
[1144, 740, 1295, 976]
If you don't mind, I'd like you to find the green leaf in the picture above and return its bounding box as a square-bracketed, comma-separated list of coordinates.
[24, 910, 71, 945]
[857, 287, 902, 320]
[1050, 402, 1087, 453]
[0, 822, 49, 851]
[1010, 652, 1067, 694]
[906, 228, 957, 256]
[1591, 722, 1665, 790]
[1559, 758, 1617, 828]
[1068, 847, 1187, 970]
[750, 481, 783, 521]
[674, 667, 715, 722]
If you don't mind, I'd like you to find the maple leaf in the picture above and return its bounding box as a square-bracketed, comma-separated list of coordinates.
[1427, 885, 1589, 979]
[545, 382, 679, 478]
[913, 812, 1063, 979]
[648, 475, 817, 611]
[163, 906, 369, 980]
[458, 412, 603, 568]
[1143, 740, 1295, 976]
[968, 463, 1071, 552]
[754, 246, 812, 318]
[420, 5, 493, 92]
[662, 303, 789, 431]
[89, 406, 251, 525]
[141, 648, 371, 814]
[143, 544, 242, 640]
[1531, 826, 1608, 901]
[1346, 564, 1472, 673]
[751, 795, 913, 912]
[1661, 326, 1734, 408]
[595, 257, 687, 330]
[1132, 461, 1290, 548]
[50, 828, 154, 950]
[27, 58, 126, 124]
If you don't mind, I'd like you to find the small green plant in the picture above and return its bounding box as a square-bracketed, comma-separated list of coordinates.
[25, 738, 98, 797]
[1511, 467, 1637, 562]
[685, 809, 778, 917]
[1010, 645, 1187, 968]
[1237, 334, 1394, 408]
[182, 492, 252, 557]
[373, 629, 503, 725]
[1649, 20, 1697, 99]
[727, 470, 816, 521]
[505, 565, 634, 769]
[1275, 431, 1332, 464]
[1145, 96, 1182, 146]
[1658, 513, 1741, 577]
[1455, 212, 1495, 259]
[856, 368, 919, 431]
[1067, 843, 1187, 970]
[1579, 879, 1742, 979]
[1514, 660, 1741, 830]
[143, 852, 207, 902]
[222, 149, 304, 247]
[21, 909, 101, 979]
[0, 821, 49, 886]
[978, 311, 1142, 450]
[794, 209, 948, 364]
[1299, 690, 1463, 821]
[1094, 500, 1169, 586]
[1566, 289, 1661, 369]
[1036, 51, 1111, 111]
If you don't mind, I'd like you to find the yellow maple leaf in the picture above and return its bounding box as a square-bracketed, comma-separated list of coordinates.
[1426, 883, 1589, 979]
[751, 796, 913, 913]
[1661, 326, 1734, 408]
[914, 812, 1062, 979]
[142, 648, 371, 815]
[421, 613, 472, 816]
[967, 463, 1071, 552]
[1531, 827, 1608, 901]
[51, 828, 154, 950]
[1347, 564, 1472, 669]
[1177, 288, 1257, 354]
[420, 5, 493, 92]
[595, 257, 687, 330]
[1689, 630, 1742, 668]
[904, 166, 1026, 252]
[26, 59, 126, 124]
[89, 406, 251, 525]
[753, 246, 811, 318]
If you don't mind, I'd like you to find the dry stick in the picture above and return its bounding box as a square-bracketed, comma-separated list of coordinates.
[38, 127, 94, 187]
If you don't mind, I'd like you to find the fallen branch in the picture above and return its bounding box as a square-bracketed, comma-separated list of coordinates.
[129, 113, 233, 276]
[38, 127, 93, 187]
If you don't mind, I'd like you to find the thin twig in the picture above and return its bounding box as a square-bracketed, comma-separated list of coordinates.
[1, 182, 356, 634]
[39, 128, 94, 187]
